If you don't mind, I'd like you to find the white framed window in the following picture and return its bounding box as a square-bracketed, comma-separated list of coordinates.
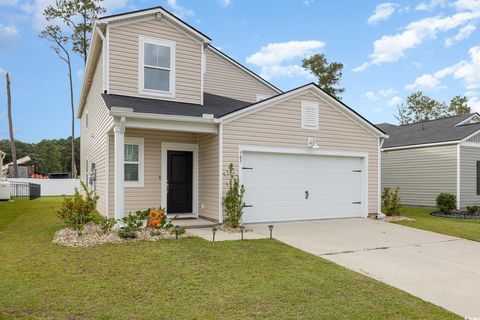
[256, 94, 272, 102]
[138, 36, 175, 97]
[301, 100, 319, 130]
[124, 137, 144, 187]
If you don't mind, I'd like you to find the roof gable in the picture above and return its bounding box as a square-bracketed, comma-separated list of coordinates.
[221, 83, 386, 138]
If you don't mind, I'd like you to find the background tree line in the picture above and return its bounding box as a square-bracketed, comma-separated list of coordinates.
[0, 137, 80, 176]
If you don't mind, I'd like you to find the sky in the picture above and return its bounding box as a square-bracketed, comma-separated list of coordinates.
[1, 0, 480, 142]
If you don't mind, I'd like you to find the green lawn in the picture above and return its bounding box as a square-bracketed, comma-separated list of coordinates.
[394, 207, 480, 242]
[0, 198, 459, 319]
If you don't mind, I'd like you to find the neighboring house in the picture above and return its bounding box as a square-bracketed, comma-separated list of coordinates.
[378, 113, 480, 209]
[78, 6, 386, 224]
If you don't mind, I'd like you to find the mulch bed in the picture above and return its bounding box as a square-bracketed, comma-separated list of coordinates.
[431, 212, 480, 219]
[53, 223, 191, 247]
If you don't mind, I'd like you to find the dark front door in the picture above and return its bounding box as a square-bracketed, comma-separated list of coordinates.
[167, 150, 193, 214]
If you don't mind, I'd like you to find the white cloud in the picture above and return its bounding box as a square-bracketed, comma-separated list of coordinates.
[406, 45, 480, 92]
[166, 0, 194, 18]
[388, 96, 403, 106]
[363, 91, 379, 101]
[444, 24, 476, 47]
[303, 0, 314, 5]
[0, 0, 17, 6]
[416, 0, 447, 11]
[405, 73, 444, 90]
[218, 0, 232, 7]
[0, 25, 18, 51]
[362, 88, 397, 102]
[246, 40, 325, 80]
[355, 1, 480, 71]
[368, 3, 397, 25]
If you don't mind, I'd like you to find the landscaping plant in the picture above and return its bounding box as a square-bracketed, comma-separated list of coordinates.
[436, 193, 457, 214]
[222, 163, 245, 228]
[466, 205, 478, 215]
[381, 187, 402, 216]
[56, 181, 99, 233]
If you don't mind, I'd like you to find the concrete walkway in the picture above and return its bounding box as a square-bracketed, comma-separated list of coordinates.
[249, 218, 480, 318]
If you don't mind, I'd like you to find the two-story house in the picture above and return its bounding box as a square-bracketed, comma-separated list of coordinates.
[78, 6, 387, 224]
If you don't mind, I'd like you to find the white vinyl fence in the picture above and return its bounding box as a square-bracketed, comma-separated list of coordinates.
[7, 178, 81, 196]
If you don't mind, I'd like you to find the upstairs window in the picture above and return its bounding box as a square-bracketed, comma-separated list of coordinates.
[139, 36, 175, 97]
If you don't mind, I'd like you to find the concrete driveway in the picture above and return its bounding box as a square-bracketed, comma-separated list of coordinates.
[249, 218, 480, 318]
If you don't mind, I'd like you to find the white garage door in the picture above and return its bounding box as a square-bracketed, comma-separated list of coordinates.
[241, 151, 365, 223]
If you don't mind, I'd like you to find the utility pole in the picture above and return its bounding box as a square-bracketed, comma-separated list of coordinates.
[6, 72, 17, 178]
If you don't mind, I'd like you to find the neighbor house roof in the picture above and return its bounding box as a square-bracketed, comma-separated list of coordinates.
[102, 92, 251, 118]
[377, 113, 480, 149]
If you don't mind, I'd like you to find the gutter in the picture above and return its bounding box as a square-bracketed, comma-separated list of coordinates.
[109, 107, 221, 124]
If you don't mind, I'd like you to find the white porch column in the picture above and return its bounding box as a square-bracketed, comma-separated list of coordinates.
[114, 116, 125, 221]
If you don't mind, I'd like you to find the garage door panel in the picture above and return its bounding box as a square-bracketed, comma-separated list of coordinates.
[241, 151, 364, 223]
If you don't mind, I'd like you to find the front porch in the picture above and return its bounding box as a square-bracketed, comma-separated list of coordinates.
[106, 113, 221, 224]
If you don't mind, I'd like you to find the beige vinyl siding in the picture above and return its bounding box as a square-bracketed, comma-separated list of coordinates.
[204, 48, 278, 103]
[381, 145, 457, 206]
[467, 131, 480, 142]
[80, 49, 114, 216]
[198, 133, 219, 220]
[460, 145, 480, 207]
[108, 129, 198, 215]
[222, 90, 379, 216]
[108, 18, 202, 104]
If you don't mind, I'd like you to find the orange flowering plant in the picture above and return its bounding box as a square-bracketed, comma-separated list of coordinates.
[147, 207, 172, 229]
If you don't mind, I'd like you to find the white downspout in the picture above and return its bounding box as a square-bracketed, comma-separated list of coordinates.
[377, 137, 386, 219]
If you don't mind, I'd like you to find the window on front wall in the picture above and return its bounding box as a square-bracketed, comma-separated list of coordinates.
[124, 138, 144, 187]
[139, 37, 175, 96]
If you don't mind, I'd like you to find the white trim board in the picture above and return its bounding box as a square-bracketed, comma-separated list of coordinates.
[457, 144, 461, 210]
[161, 142, 198, 217]
[382, 140, 460, 151]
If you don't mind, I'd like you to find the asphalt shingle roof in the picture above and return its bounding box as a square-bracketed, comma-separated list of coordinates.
[102, 92, 252, 118]
[377, 114, 480, 149]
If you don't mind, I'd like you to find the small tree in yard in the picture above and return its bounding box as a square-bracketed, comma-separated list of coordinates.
[223, 163, 245, 228]
[382, 187, 402, 216]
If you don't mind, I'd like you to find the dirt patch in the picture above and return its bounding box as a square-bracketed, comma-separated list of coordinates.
[384, 216, 416, 222]
[217, 224, 253, 233]
[53, 223, 191, 247]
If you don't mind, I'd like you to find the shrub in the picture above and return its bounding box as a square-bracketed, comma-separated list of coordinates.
[56, 181, 99, 233]
[436, 193, 457, 214]
[466, 205, 478, 215]
[122, 211, 145, 231]
[381, 187, 402, 216]
[97, 216, 117, 234]
[222, 163, 245, 228]
[118, 228, 137, 239]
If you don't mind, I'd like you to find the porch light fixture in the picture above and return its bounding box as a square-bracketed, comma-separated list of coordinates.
[307, 137, 320, 149]
[268, 225, 274, 239]
[212, 227, 217, 242]
[239, 225, 245, 240]
[175, 225, 180, 240]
